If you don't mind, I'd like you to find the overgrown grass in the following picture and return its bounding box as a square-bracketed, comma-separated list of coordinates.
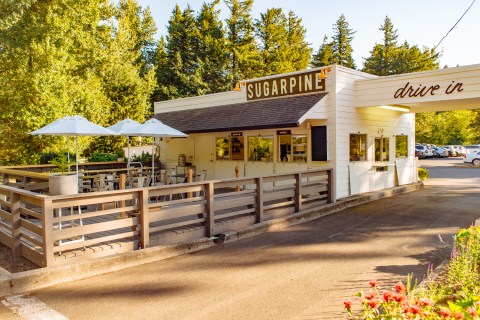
[344, 226, 480, 319]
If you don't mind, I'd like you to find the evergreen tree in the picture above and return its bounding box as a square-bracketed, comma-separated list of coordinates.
[196, 0, 229, 93]
[225, 0, 259, 85]
[363, 17, 439, 75]
[286, 11, 312, 71]
[331, 15, 356, 68]
[310, 15, 356, 68]
[363, 16, 399, 75]
[310, 35, 334, 68]
[255, 8, 289, 75]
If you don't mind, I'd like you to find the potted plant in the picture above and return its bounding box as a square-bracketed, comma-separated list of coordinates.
[49, 154, 78, 196]
[115, 149, 126, 162]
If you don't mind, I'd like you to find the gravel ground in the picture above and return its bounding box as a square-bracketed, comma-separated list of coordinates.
[0, 242, 39, 274]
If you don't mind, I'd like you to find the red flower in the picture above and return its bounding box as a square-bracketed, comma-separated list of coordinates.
[364, 292, 376, 300]
[394, 282, 406, 294]
[368, 299, 380, 309]
[343, 300, 352, 310]
[467, 306, 477, 316]
[419, 298, 433, 307]
[410, 304, 422, 315]
[368, 280, 378, 288]
[393, 293, 405, 303]
[438, 307, 452, 317]
[383, 290, 395, 302]
[454, 312, 465, 320]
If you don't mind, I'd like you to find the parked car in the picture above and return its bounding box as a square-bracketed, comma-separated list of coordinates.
[433, 147, 448, 158]
[465, 145, 480, 154]
[444, 145, 465, 157]
[415, 145, 433, 158]
[463, 151, 480, 167]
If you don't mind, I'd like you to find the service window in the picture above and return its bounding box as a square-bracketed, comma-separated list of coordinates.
[292, 135, 307, 162]
[278, 134, 291, 162]
[350, 134, 367, 161]
[374, 137, 390, 162]
[248, 136, 273, 162]
[395, 135, 408, 158]
[216, 137, 230, 160]
[231, 136, 245, 160]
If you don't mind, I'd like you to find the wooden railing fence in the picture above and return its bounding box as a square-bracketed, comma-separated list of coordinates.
[0, 169, 333, 267]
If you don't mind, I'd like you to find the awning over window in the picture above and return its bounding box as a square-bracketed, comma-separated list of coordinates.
[154, 92, 327, 134]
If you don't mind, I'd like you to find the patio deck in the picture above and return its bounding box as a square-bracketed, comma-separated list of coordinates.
[0, 167, 334, 267]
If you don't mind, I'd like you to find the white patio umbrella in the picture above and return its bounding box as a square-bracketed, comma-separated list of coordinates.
[123, 118, 187, 186]
[106, 118, 141, 168]
[29, 115, 119, 178]
[30, 117, 73, 165]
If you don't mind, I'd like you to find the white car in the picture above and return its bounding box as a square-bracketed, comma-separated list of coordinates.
[464, 151, 480, 167]
[465, 145, 480, 154]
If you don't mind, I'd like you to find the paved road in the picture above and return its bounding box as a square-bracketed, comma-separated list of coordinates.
[1, 158, 480, 320]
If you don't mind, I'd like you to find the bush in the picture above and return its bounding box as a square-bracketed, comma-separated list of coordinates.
[418, 167, 429, 181]
[89, 152, 117, 162]
[39, 152, 59, 164]
[131, 151, 151, 162]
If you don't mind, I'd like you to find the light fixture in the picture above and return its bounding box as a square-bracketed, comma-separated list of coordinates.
[316, 67, 331, 79]
[378, 105, 411, 112]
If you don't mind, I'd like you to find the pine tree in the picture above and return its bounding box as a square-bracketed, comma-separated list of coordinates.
[310, 35, 334, 68]
[363, 16, 399, 75]
[225, 0, 259, 85]
[330, 14, 356, 68]
[255, 8, 290, 75]
[196, 0, 229, 93]
[286, 11, 312, 71]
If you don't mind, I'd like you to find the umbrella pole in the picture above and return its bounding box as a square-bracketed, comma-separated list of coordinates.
[76, 136, 79, 180]
[67, 136, 70, 172]
[127, 136, 131, 168]
[151, 142, 155, 186]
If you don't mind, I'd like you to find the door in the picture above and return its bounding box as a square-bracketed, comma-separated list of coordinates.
[195, 135, 215, 180]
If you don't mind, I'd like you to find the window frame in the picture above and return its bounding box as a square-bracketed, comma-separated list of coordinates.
[349, 134, 368, 162]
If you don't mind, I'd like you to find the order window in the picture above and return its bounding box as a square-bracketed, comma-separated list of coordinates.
[248, 136, 273, 162]
[350, 134, 367, 161]
[278, 134, 307, 162]
[374, 137, 390, 162]
[216, 136, 244, 161]
[395, 135, 408, 158]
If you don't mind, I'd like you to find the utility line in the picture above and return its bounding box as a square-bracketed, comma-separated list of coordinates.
[434, 0, 477, 51]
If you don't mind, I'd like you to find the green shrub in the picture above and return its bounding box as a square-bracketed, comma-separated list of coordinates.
[131, 151, 151, 162]
[39, 152, 59, 164]
[89, 152, 117, 162]
[418, 167, 429, 181]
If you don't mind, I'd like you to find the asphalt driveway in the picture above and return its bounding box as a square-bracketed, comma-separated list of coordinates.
[2, 158, 479, 320]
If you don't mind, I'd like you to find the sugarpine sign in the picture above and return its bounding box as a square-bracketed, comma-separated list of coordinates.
[246, 70, 326, 101]
[393, 81, 464, 99]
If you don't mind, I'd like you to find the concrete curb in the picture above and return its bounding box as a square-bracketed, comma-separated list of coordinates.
[0, 182, 423, 297]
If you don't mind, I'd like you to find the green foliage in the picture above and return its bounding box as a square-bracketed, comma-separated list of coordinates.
[131, 151, 151, 162]
[311, 15, 356, 68]
[39, 152, 59, 165]
[418, 167, 429, 181]
[89, 153, 118, 162]
[363, 16, 440, 76]
[0, 0, 154, 165]
[50, 153, 73, 174]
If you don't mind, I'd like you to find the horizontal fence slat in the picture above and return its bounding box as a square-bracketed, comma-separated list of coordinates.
[0, 220, 12, 231]
[214, 195, 256, 211]
[52, 193, 138, 209]
[52, 205, 138, 223]
[151, 203, 206, 221]
[149, 218, 205, 233]
[263, 189, 295, 202]
[19, 194, 44, 207]
[0, 228, 13, 249]
[0, 208, 12, 221]
[214, 189, 256, 198]
[0, 199, 11, 208]
[215, 207, 256, 220]
[214, 179, 256, 189]
[21, 244, 44, 266]
[21, 231, 44, 248]
[19, 207, 42, 219]
[53, 216, 139, 241]
[264, 200, 294, 211]
[53, 230, 140, 252]
[21, 220, 43, 236]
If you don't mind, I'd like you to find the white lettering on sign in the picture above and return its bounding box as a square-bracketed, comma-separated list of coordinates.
[246, 70, 327, 101]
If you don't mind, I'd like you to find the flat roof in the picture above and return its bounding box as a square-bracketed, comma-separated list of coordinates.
[154, 93, 327, 134]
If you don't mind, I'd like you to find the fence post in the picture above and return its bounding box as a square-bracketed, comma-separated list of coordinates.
[11, 192, 21, 256]
[255, 177, 263, 223]
[205, 182, 215, 237]
[187, 169, 193, 198]
[41, 199, 54, 267]
[327, 169, 335, 203]
[139, 189, 149, 248]
[295, 173, 302, 213]
[235, 166, 240, 192]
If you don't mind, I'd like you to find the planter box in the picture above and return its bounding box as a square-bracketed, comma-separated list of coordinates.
[49, 174, 78, 196]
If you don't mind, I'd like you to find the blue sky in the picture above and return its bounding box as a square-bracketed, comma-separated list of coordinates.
[137, 0, 479, 69]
